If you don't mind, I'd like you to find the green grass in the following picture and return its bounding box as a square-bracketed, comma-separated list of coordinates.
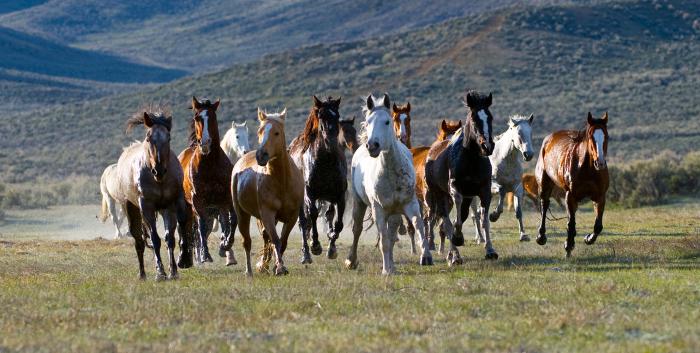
[1, 202, 699, 352]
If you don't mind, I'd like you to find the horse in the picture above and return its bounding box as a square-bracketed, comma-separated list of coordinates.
[289, 96, 347, 263]
[221, 120, 251, 164]
[536, 112, 610, 257]
[469, 114, 535, 243]
[339, 116, 359, 153]
[392, 102, 412, 148]
[407, 119, 462, 254]
[424, 91, 498, 265]
[522, 173, 564, 210]
[346, 93, 433, 275]
[113, 107, 192, 280]
[178, 97, 236, 265]
[226, 108, 304, 276]
[99, 163, 129, 239]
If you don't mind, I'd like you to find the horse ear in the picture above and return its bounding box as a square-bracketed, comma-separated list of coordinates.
[406, 101, 411, 112]
[392, 103, 398, 112]
[508, 117, 515, 127]
[313, 95, 322, 107]
[211, 99, 220, 111]
[465, 93, 474, 108]
[231, 121, 237, 128]
[191, 96, 200, 110]
[257, 108, 266, 122]
[143, 112, 153, 128]
[382, 93, 391, 109]
[440, 119, 448, 130]
[280, 108, 287, 120]
[528, 114, 534, 124]
[486, 93, 493, 107]
[350, 115, 356, 123]
[366, 95, 374, 110]
[601, 112, 608, 124]
[335, 96, 341, 107]
[587, 112, 594, 125]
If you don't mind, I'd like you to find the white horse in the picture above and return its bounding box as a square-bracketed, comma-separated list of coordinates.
[99, 163, 129, 239]
[345, 94, 432, 275]
[221, 121, 251, 163]
[470, 114, 535, 242]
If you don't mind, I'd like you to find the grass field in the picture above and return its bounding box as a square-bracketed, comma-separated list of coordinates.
[1, 202, 699, 352]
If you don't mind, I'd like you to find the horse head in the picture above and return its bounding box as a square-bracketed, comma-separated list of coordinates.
[462, 91, 494, 156]
[363, 93, 394, 158]
[127, 110, 173, 182]
[391, 102, 412, 148]
[586, 112, 609, 171]
[437, 119, 463, 141]
[190, 96, 221, 155]
[256, 108, 287, 166]
[231, 120, 251, 156]
[339, 115, 359, 152]
[507, 114, 535, 161]
[311, 95, 341, 146]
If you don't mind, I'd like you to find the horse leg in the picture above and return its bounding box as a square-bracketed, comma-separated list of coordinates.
[193, 202, 213, 263]
[309, 201, 323, 256]
[449, 181, 465, 246]
[256, 222, 272, 274]
[479, 193, 498, 260]
[328, 195, 345, 260]
[585, 199, 605, 245]
[373, 208, 394, 275]
[470, 198, 484, 244]
[175, 197, 193, 269]
[139, 200, 166, 280]
[162, 209, 178, 279]
[404, 215, 416, 254]
[107, 197, 121, 239]
[218, 207, 238, 266]
[441, 197, 461, 266]
[489, 185, 506, 222]
[345, 196, 367, 270]
[564, 191, 578, 258]
[324, 202, 335, 239]
[126, 202, 146, 279]
[298, 205, 313, 264]
[260, 213, 288, 276]
[237, 212, 253, 277]
[514, 183, 529, 241]
[404, 199, 432, 266]
[536, 175, 554, 245]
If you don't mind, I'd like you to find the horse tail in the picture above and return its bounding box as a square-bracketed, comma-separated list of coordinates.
[99, 194, 109, 223]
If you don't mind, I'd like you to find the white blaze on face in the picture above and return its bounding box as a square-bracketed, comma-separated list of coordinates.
[199, 110, 210, 145]
[260, 123, 273, 147]
[234, 125, 250, 155]
[593, 129, 606, 164]
[399, 114, 408, 140]
[478, 110, 490, 144]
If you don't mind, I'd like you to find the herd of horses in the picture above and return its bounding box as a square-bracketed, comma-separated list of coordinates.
[99, 91, 609, 279]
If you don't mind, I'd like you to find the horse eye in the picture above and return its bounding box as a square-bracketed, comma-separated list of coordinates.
[275, 132, 280, 136]
[385, 120, 390, 125]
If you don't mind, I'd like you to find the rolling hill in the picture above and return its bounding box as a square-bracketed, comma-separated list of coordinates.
[1, 0, 699, 182]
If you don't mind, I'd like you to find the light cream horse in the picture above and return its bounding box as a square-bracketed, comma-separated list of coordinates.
[99, 163, 129, 239]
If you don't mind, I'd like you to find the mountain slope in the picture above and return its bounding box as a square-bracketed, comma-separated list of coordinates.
[2, 0, 699, 181]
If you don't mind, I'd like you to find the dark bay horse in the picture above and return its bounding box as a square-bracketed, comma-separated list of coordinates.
[178, 97, 236, 264]
[229, 108, 304, 276]
[536, 112, 610, 257]
[114, 108, 193, 280]
[289, 96, 347, 263]
[424, 91, 498, 265]
[339, 116, 359, 153]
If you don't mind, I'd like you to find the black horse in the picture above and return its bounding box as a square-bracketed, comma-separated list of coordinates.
[424, 91, 498, 266]
[289, 96, 346, 263]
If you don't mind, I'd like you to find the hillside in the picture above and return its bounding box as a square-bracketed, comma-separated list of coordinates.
[2, 0, 699, 182]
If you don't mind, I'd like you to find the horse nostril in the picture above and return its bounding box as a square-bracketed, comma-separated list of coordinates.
[151, 168, 157, 176]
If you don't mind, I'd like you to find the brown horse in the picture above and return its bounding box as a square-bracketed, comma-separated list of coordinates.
[522, 173, 564, 210]
[535, 112, 610, 257]
[230, 108, 304, 276]
[392, 102, 412, 148]
[113, 107, 192, 280]
[339, 116, 359, 153]
[179, 97, 236, 264]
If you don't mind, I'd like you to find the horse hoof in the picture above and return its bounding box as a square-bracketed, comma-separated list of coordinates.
[177, 253, 193, 269]
[536, 235, 547, 246]
[311, 242, 323, 256]
[420, 256, 433, 266]
[168, 272, 179, 280]
[452, 231, 465, 247]
[584, 233, 597, 245]
[226, 252, 237, 266]
[428, 240, 436, 251]
[301, 253, 313, 264]
[345, 259, 358, 270]
[202, 253, 214, 263]
[226, 259, 237, 266]
[381, 269, 395, 276]
[489, 212, 500, 222]
[327, 246, 338, 260]
[565, 250, 572, 258]
[155, 272, 167, 282]
[218, 247, 227, 258]
[520, 234, 531, 242]
[485, 251, 499, 260]
[138, 272, 147, 281]
[275, 266, 289, 276]
[244, 270, 253, 278]
[448, 257, 462, 267]
[256, 264, 268, 274]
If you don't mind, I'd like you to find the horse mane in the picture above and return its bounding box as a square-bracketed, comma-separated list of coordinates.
[125, 104, 172, 134]
[461, 89, 491, 109]
[301, 108, 320, 152]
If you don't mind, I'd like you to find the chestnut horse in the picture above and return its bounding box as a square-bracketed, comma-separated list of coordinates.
[289, 96, 346, 263]
[179, 97, 236, 265]
[536, 112, 609, 257]
[522, 173, 564, 210]
[113, 108, 192, 280]
[228, 108, 303, 276]
[392, 102, 412, 148]
[425, 91, 498, 265]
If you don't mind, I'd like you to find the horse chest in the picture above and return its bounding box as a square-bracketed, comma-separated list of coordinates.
[372, 167, 414, 209]
[304, 150, 347, 200]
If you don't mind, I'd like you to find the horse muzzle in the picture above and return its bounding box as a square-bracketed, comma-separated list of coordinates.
[523, 151, 534, 161]
[594, 159, 607, 170]
[151, 166, 167, 181]
[256, 150, 270, 166]
[480, 142, 493, 157]
[366, 141, 380, 158]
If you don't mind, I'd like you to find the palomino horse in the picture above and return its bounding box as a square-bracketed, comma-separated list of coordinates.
[470, 114, 535, 243]
[227, 108, 303, 276]
[179, 97, 236, 265]
[221, 120, 251, 164]
[346, 94, 432, 275]
[425, 91, 498, 265]
[392, 102, 412, 148]
[289, 96, 347, 263]
[536, 112, 610, 257]
[522, 173, 564, 210]
[113, 108, 192, 280]
[99, 163, 129, 239]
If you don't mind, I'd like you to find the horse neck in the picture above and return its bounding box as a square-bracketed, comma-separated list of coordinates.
[379, 139, 407, 171]
[493, 129, 518, 162]
[266, 145, 293, 184]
